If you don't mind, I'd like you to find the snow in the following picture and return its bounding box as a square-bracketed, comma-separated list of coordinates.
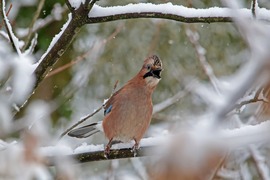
[219, 120, 270, 149]
[88, 3, 250, 18]
[38, 13, 72, 64]
[36, 120, 270, 160]
[39, 145, 73, 156]
[2, 0, 22, 56]
[87, 3, 270, 23]
[11, 55, 35, 104]
[74, 142, 104, 154]
[68, 0, 85, 10]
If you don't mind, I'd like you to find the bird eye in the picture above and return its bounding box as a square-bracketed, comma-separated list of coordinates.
[146, 64, 151, 70]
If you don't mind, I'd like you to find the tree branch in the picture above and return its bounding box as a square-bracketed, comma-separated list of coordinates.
[47, 145, 155, 165]
[0, 0, 21, 55]
[86, 4, 270, 24]
[251, 0, 257, 18]
[87, 11, 232, 24]
[15, 2, 270, 116]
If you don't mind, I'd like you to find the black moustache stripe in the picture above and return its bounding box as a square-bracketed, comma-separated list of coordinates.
[143, 71, 153, 79]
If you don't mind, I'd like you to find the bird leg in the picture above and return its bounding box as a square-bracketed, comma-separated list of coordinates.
[131, 139, 139, 157]
[104, 138, 113, 158]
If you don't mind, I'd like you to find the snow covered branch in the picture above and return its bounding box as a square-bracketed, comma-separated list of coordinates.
[86, 3, 270, 24]
[46, 144, 155, 165]
[44, 120, 270, 165]
[27, 1, 270, 112]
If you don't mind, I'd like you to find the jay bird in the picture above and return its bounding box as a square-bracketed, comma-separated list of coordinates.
[68, 55, 163, 155]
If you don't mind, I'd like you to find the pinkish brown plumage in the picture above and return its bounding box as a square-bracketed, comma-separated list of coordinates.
[68, 55, 163, 155]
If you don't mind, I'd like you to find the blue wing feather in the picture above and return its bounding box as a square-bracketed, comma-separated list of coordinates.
[104, 104, 113, 116]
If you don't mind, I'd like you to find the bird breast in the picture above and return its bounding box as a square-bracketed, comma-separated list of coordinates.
[102, 86, 153, 142]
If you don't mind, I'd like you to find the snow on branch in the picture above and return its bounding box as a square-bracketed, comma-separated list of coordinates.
[20, 1, 270, 114]
[43, 120, 270, 165]
[0, 0, 22, 56]
[86, 3, 270, 24]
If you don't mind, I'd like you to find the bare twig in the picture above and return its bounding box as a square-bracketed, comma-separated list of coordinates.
[86, 0, 98, 10]
[251, 0, 257, 18]
[153, 90, 187, 114]
[185, 25, 220, 94]
[0, 0, 21, 55]
[106, 160, 119, 180]
[153, 81, 195, 114]
[22, 0, 45, 51]
[65, 0, 74, 13]
[235, 87, 268, 110]
[47, 24, 123, 78]
[130, 158, 148, 180]
[24, 33, 38, 55]
[59, 80, 119, 139]
[0, 2, 11, 29]
[23, 5, 67, 38]
[147, 21, 163, 56]
[250, 145, 270, 180]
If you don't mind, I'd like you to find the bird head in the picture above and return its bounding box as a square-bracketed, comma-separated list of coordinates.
[141, 55, 163, 88]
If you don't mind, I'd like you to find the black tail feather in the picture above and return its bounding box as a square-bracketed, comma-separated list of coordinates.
[68, 123, 100, 138]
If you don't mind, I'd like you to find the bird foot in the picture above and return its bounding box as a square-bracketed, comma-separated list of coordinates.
[131, 143, 139, 157]
[104, 141, 112, 158]
[104, 146, 110, 158]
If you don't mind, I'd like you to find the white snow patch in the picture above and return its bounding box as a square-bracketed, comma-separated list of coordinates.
[88, 3, 253, 19]
[11, 55, 35, 104]
[39, 13, 72, 64]
[2, 0, 22, 56]
[68, 0, 85, 10]
[74, 142, 104, 154]
[40, 145, 73, 156]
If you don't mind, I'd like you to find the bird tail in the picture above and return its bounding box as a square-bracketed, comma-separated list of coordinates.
[67, 122, 102, 138]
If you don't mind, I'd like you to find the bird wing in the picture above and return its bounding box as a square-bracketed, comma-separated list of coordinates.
[68, 122, 100, 138]
[103, 87, 123, 116]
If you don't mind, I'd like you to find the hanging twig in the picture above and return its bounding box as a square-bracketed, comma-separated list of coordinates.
[59, 80, 119, 139]
[0, 2, 11, 29]
[235, 87, 268, 110]
[0, 0, 21, 55]
[47, 23, 123, 78]
[249, 145, 270, 180]
[251, 0, 257, 18]
[185, 25, 221, 95]
[22, 0, 45, 51]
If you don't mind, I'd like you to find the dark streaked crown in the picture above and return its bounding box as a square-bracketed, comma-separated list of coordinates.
[151, 55, 162, 67]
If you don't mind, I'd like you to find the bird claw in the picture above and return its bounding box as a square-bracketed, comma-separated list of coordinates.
[104, 144, 111, 158]
[131, 143, 139, 157]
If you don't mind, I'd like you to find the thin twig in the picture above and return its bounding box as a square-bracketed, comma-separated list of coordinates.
[65, 0, 74, 13]
[153, 90, 187, 114]
[20, 5, 67, 39]
[59, 80, 119, 139]
[249, 145, 270, 180]
[47, 24, 123, 78]
[87, 0, 98, 10]
[147, 21, 163, 56]
[0, 0, 21, 55]
[22, 0, 45, 51]
[185, 25, 221, 95]
[251, 0, 257, 18]
[235, 87, 268, 110]
[24, 33, 38, 55]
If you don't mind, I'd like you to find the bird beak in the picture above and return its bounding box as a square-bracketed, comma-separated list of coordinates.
[152, 67, 162, 79]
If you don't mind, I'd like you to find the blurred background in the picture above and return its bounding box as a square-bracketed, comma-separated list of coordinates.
[1, 0, 270, 179]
